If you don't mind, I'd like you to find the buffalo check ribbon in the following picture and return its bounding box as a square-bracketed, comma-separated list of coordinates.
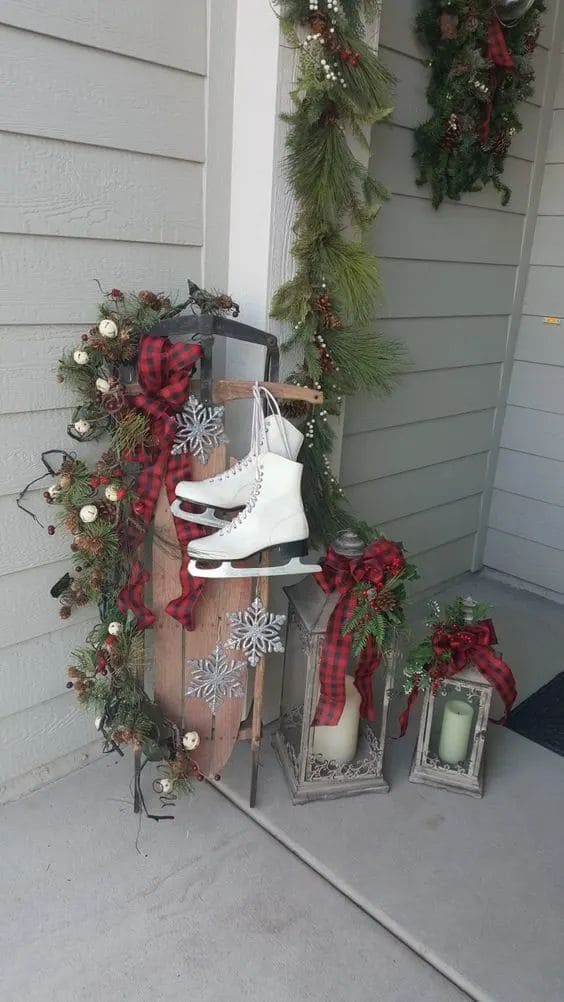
[312, 539, 404, 726]
[117, 334, 205, 630]
[478, 18, 514, 144]
[399, 619, 517, 736]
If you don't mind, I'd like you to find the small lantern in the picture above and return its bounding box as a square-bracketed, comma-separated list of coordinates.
[409, 597, 493, 798]
[273, 531, 398, 804]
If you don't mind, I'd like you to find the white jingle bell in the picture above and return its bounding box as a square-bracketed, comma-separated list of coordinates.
[79, 503, 98, 524]
[107, 621, 122, 636]
[95, 377, 110, 394]
[98, 318, 118, 339]
[94, 715, 105, 731]
[73, 349, 89, 365]
[153, 777, 173, 795]
[182, 730, 201, 752]
[105, 484, 119, 502]
[73, 419, 91, 436]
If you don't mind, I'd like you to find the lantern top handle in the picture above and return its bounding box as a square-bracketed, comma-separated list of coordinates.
[332, 529, 365, 558]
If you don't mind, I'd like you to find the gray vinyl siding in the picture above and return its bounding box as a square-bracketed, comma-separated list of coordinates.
[0, 4, 208, 791]
[485, 48, 564, 596]
[341, 0, 556, 592]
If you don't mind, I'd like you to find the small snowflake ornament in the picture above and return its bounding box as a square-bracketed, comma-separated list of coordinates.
[185, 644, 246, 714]
[227, 597, 286, 667]
[172, 395, 228, 464]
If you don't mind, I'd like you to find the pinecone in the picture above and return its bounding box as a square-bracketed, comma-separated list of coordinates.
[65, 512, 80, 534]
[66, 665, 81, 680]
[73, 591, 89, 607]
[59, 606, 72, 619]
[138, 290, 161, 309]
[439, 12, 458, 40]
[370, 589, 398, 614]
[101, 379, 128, 418]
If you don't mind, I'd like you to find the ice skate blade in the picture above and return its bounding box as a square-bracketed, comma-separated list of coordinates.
[188, 556, 321, 579]
[170, 498, 230, 530]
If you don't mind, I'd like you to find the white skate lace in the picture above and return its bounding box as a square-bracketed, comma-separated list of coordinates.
[215, 383, 292, 484]
[217, 465, 264, 535]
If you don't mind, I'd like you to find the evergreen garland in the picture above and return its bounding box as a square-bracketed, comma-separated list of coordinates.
[414, 1, 545, 208]
[43, 282, 238, 799]
[271, 0, 403, 543]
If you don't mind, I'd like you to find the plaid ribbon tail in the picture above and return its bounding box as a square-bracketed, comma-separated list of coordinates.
[354, 637, 381, 721]
[117, 560, 155, 628]
[312, 596, 355, 727]
[398, 687, 419, 737]
[479, 19, 514, 143]
[119, 334, 204, 630]
[472, 648, 517, 724]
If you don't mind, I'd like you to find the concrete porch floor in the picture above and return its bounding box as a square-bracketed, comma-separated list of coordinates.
[1, 571, 563, 1002]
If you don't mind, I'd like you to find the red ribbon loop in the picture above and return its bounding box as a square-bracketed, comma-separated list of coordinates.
[312, 540, 405, 727]
[117, 334, 205, 631]
[478, 18, 514, 144]
[399, 617, 517, 736]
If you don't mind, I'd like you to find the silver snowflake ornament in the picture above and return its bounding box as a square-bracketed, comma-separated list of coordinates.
[227, 597, 286, 668]
[172, 394, 228, 464]
[185, 644, 246, 714]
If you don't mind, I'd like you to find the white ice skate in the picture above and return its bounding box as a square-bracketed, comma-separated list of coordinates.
[171, 384, 304, 530]
[187, 451, 321, 579]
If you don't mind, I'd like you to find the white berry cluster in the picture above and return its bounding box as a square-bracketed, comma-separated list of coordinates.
[326, 0, 339, 11]
[320, 57, 347, 87]
[473, 79, 489, 96]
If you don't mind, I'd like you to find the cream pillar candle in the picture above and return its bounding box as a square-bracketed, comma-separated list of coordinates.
[438, 698, 473, 765]
[312, 675, 361, 764]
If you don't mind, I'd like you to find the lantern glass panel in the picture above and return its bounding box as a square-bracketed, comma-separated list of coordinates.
[426, 680, 480, 777]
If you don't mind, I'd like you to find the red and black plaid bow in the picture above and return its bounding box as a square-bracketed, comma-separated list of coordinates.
[312, 539, 405, 727]
[399, 618, 517, 736]
[478, 18, 514, 143]
[117, 334, 205, 630]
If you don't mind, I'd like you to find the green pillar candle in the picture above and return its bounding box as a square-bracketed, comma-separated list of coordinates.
[438, 698, 473, 765]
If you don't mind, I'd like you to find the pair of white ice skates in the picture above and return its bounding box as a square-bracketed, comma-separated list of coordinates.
[171, 385, 321, 579]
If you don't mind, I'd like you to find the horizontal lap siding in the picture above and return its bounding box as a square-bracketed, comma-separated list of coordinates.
[341, 1, 545, 589]
[485, 48, 564, 595]
[1, 6, 208, 787]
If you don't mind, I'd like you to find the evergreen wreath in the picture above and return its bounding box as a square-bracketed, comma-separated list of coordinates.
[271, 0, 403, 543]
[414, 0, 545, 208]
[41, 282, 238, 800]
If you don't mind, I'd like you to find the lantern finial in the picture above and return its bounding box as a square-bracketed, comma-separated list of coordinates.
[332, 529, 364, 558]
[462, 596, 477, 623]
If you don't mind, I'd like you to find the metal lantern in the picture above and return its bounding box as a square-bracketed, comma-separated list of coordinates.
[409, 598, 493, 798]
[273, 532, 397, 804]
[494, 0, 536, 26]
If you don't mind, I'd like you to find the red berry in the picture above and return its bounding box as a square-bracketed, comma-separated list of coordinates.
[81, 333, 89, 342]
[89, 476, 100, 488]
[104, 635, 117, 649]
[99, 475, 110, 486]
[110, 288, 123, 300]
[115, 487, 126, 501]
[132, 500, 144, 516]
[214, 774, 221, 782]
[113, 467, 123, 478]
[66, 681, 74, 689]
[47, 525, 56, 535]
[43, 490, 51, 500]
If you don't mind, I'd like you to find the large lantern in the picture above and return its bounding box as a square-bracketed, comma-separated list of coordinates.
[407, 597, 516, 797]
[273, 531, 399, 804]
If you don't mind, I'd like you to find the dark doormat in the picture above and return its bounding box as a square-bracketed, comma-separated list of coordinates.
[507, 671, 564, 757]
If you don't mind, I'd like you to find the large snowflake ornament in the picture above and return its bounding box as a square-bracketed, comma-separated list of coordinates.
[227, 597, 286, 667]
[185, 644, 246, 714]
[172, 395, 228, 464]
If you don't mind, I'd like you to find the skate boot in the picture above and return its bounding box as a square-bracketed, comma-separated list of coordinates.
[172, 384, 303, 529]
[186, 452, 320, 578]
